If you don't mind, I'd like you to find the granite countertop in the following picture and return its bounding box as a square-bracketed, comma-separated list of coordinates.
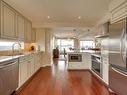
[0, 51, 44, 64]
[67, 50, 101, 54]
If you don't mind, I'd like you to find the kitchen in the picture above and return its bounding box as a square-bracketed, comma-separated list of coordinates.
[0, 0, 127, 95]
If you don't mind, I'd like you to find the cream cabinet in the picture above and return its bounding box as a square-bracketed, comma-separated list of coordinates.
[18, 52, 42, 88]
[109, 0, 127, 23]
[19, 55, 33, 87]
[27, 54, 35, 79]
[25, 20, 32, 43]
[34, 52, 42, 72]
[0, 1, 32, 41]
[17, 14, 25, 41]
[19, 57, 28, 87]
[34, 53, 40, 72]
[31, 29, 36, 43]
[1, 1, 17, 39]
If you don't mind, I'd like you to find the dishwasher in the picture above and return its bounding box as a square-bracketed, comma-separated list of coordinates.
[0, 58, 19, 95]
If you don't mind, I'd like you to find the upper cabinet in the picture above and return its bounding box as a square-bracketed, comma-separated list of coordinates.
[31, 29, 36, 43]
[0, 1, 32, 42]
[17, 14, 25, 41]
[109, 0, 127, 23]
[25, 20, 32, 43]
[1, 1, 17, 39]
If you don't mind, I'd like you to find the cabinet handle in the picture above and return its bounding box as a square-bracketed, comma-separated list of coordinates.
[112, 67, 127, 77]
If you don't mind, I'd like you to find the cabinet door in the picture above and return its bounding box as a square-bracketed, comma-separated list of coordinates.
[25, 20, 32, 43]
[27, 60, 31, 79]
[19, 61, 28, 87]
[110, 1, 127, 23]
[31, 57, 35, 75]
[1, 2, 17, 39]
[31, 29, 36, 43]
[34, 54, 39, 72]
[27, 57, 35, 78]
[17, 15, 25, 40]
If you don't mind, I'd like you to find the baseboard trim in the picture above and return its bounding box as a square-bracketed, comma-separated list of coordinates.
[68, 69, 90, 71]
[15, 68, 41, 95]
[42, 64, 51, 67]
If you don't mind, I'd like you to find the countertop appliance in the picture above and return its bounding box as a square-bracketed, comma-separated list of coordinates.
[109, 18, 127, 95]
[68, 54, 82, 62]
[0, 58, 19, 95]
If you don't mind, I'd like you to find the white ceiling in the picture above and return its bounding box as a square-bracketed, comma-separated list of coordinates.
[51, 27, 91, 38]
[4, 0, 111, 27]
[4, 0, 112, 39]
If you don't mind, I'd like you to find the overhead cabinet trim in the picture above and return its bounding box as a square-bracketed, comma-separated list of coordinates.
[110, 1, 127, 23]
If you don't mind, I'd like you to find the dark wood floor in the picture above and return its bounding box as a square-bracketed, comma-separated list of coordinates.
[17, 59, 113, 95]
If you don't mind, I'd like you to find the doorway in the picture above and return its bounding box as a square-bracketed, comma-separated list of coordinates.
[56, 38, 74, 60]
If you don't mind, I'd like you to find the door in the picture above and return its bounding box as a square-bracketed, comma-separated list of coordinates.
[109, 66, 127, 95]
[109, 19, 126, 70]
[1, 2, 17, 39]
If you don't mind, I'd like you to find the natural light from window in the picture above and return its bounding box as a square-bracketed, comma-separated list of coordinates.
[80, 41, 95, 51]
[56, 39, 74, 52]
[0, 41, 24, 51]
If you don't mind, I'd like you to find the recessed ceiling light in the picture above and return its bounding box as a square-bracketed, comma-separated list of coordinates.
[47, 16, 50, 19]
[78, 16, 81, 19]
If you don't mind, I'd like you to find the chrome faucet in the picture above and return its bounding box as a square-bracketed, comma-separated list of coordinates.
[12, 42, 22, 55]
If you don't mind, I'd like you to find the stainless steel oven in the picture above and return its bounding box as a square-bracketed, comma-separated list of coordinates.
[68, 54, 82, 62]
[0, 58, 19, 95]
[91, 54, 102, 77]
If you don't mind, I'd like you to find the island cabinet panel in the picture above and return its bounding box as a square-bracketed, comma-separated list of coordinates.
[1, 1, 17, 39]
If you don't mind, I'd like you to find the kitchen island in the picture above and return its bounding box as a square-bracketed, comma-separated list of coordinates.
[67, 51, 92, 70]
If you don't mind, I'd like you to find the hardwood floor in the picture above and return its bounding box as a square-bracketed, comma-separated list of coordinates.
[17, 59, 113, 95]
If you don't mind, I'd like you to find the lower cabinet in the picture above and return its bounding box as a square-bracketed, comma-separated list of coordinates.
[19, 58, 28, 87]
[18, 53, 42, 88]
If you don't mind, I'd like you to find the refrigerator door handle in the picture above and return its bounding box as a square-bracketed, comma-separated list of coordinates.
[112, 67, 127, 77]
[120, 28, 126, 64]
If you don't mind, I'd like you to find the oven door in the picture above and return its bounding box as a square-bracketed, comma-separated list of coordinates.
[68, 54, 82, 62]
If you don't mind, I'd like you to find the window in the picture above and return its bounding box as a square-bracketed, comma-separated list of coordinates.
[56, 39, 74, 52]
[0, 40, 24, 51]
[80, 41, 95, 51]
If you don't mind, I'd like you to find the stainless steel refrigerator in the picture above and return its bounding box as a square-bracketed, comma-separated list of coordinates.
[109, 18, 127, 95]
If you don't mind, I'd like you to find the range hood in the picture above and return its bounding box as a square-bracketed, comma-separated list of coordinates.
[95, 22, 109, 38]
